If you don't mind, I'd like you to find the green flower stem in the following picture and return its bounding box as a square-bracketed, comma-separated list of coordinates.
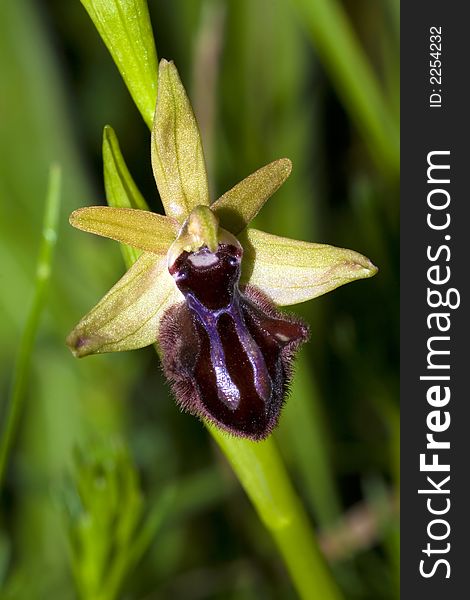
[210, 427, 342, 600]
[0, 164, 61, 490]
[292, 0, 399, 177]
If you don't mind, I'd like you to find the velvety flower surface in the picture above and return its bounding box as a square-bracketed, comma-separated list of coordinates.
[67, 59, 377, 439]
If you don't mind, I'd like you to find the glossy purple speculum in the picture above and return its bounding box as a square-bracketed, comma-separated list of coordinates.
[160, 242, 309, 439]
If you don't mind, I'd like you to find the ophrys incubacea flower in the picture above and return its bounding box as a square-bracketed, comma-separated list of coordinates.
[67, 59, 377, 440]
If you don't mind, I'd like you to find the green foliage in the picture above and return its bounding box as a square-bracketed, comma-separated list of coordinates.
[103, 125, 149, 265]
[0, 1, 399, 598]
[0, 165, 62, 489]
[291, 0, 399, 178]
[63, 439, 173, 600]
[80, 0, 158, 127]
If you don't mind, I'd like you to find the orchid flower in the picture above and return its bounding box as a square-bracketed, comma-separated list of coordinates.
[67, 59, 377, 440]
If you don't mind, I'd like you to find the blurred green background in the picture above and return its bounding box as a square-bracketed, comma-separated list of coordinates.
[0, 0, 399, 598]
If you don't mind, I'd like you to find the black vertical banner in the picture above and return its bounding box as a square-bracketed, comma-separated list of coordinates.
[401, 3, 469, 598]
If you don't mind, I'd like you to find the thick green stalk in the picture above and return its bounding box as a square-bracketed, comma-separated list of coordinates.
[211, 428, 342, 600]
[0, 165, 61, 490]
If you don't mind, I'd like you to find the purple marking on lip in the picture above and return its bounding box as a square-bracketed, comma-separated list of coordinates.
[160, 243, 309, 439]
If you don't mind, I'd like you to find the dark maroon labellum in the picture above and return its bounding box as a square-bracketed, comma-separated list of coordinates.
[160, 243, 309, 440]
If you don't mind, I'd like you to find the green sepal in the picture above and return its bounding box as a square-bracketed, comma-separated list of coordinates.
[239, 228, 378, 306]
[67, 253, 182, 357]
[151, 60, 210, 223]
[70, 206, 178, 254]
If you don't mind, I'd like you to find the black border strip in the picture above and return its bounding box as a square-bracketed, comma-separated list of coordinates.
[401, 3, 468, 597]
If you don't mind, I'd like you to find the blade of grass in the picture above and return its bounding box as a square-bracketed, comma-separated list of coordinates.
[0, 164, 62, 490]
[103, 125, 149, 266]
[291, 0, 399, 177]
[192, 0, 226, 194]
[80, 0, 158, 128]
[101, 484, 176, 600]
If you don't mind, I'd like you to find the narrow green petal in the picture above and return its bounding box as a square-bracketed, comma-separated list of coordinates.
[103, 125, 150, 264]
[80, 0, 158, 128]
[67, 253, 182, 357]
[69, 207, 178, 253]
[151, 59, 210, 222]
[239, 228, 377, 306]
[212, 159, 292, 234]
